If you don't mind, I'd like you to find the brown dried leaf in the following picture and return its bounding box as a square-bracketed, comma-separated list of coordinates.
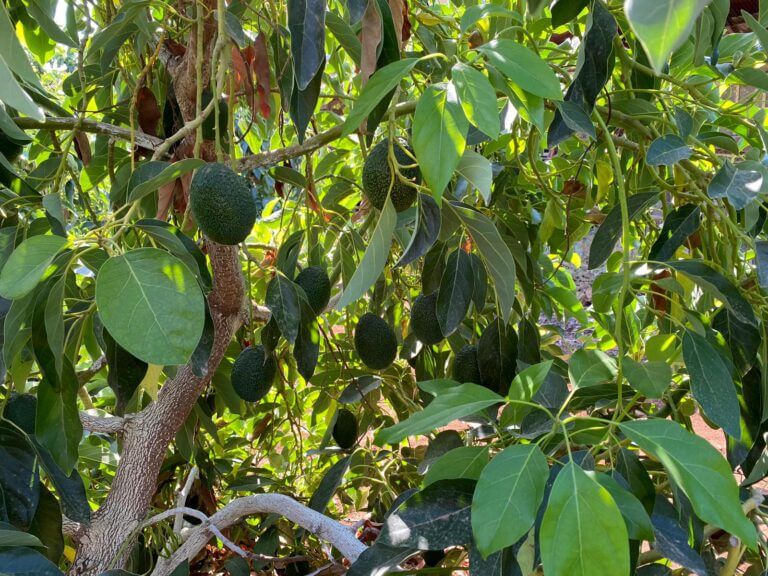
[360, 0, 383, 85]
[231, 46, 256, 117]
[388, 0, 405, 48]
[136, 86, 161, 136]
[253, 33, 272, 119]
[73, 131, 91, 167]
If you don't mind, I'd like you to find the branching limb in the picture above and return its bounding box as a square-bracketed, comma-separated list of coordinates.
[173, 466, 199, 533]
[149, 494, 367, 576]
[80, 411, 125, 434]
[12, 117, 163, 150]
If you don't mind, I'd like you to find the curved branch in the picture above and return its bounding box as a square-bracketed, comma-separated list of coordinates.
[12, 117, 163, 150]
[150, 494, 367, 576]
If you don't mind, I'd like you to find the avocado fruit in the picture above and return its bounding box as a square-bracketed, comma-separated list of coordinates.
[453, 344, 481, 384]
[332, 408, 358, 450]
[362, 138, 420, 212]
[3, 393, 37, 434]
[0, 132, 23, 163]
[189, 162, 257, 245]
[231, 345, 277, 402]
[354, 313, 398, 370]
[295, 266, 331, 315]
[410, 293, 443, 345]
[477, 319, 518, 395]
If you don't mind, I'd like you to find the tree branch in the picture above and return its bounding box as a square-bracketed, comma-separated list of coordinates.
[80, 411, 125, 434]
[150, 494, 366, 576]
[12, 117, 163, 150]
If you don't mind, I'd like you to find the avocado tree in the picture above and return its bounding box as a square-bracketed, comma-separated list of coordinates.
[2, 0, 768, 575]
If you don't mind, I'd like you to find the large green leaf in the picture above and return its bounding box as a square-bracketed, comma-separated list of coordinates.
[619, 419, 757, 547]
[0, 235, 69, 300]
[326, 11, 362, 65]
[127, 159, 205, 203]
[336, 197, 397, 309]
[505, 360, 553, 424]
[476, 40, 562, 100]
[707, 160, 763, 210]
[287, 0, 327, 90]
[0, 421, 39, 529]
[589, 192, 659, 269]
[593, 473, 654, 541]
[436, 248, 473, 337]
[375, 383, 502, 445]
[646, 134, 692, 166]
[341, 58, 419, 136]
[0, 3, 44, 88]
[377, 480, 475, 549]
[412, 84, 468, 200]
[0, 524, 43, 547]
[540, 462, 629, 576]
[395, 193, 441, 268]
[624, 0, 710, 74]
[95, 248, 205, 365]
[451, 63, 500, 139]
[448, 203, 516, 324]
[682, 330, 741, 439]
[290, 60, 324, 143]
[265, 273, 301, 344]
[472, 444, 548, 557]
[0, 547, 64, 576]
[622, 358, 670, 398]
[568, 348, 617, 389]
[648, 204, 700, 261]
[0, 55, 44, 121]
[456, 150, 493, 204]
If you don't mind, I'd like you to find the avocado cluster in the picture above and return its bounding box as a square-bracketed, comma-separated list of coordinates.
[189, 162, 257, 245]
[410, 293, 443, 345]
[354, 313, 398, 370]
[332, 408, 358, 450]
[295, 266, 331, 315]
[362, 138, 420, 212]
[231, 345, 277, 402]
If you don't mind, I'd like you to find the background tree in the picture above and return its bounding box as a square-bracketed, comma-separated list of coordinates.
[1, 1, 768, 576]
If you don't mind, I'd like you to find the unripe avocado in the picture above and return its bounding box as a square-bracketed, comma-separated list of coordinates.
[410, 293, 443, 345]
[362, 138, 420, 212]
[332, 408, 358, 450]
[354, 312, 398, 370]
[189, 162, 257, 245]
[453, 344, 481, 384]
[231, 345, 277, 402]
[295, 266, 331, 315]
[0, 133, 23, 163]
[3, 393, 36, 435]
[477, 319, 518, 395]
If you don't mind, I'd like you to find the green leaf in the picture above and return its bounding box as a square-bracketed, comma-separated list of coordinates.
[707, 160, 763, 210]
[568, 348, 617, 389]
[0, 3, 44, 88]
[35, 360, 82, 473]
[27, 0, 78, 48]
[0, 547, 64, 576]
[104, 328, 148, 416]
[741, 10, 768, 48]
[622, 358, 670, 398]
[0, 421, 39, 529]
[756, 241, 768, 289]
[128, 158, 205, 203]
[309, 455, 352, 513]
[456, 150, 493, 204]
[395, 193, 441, 268]
[625, 0, 709, 74]
[0, 54, 44, 121]
[648, 204, 700, 261]
[460, 5, 521, 32]
[682, 330, 741, 439]
[341, 58, 419, 136]
[377, 480, 475, 549]
[266, 273, 301, 344]
[0, 235, 69, 300]
[448, 203, 516, 324]
[375, 383, 503, 445]
[541, 462, 629, 576]
[347, 543, 417, 576]
[472, 444, 549, 557]
[293, 299, 320, 381]
[0, 526, 44, 547]
[451, 63, 500, 139]
[589, 192, 659, 269]
[556, 101, 596, 140]
[290, 60, 324, 143]
[506, 360, 553, 424]
[646, 134, 692, 166]
[733, 68, 768, 91]
[412, 84, 468, 200]
[476, 40, 562, 100]
[287, 0, 327, 90]
[29, 484, 63, 563]
[436, 248, 473, 337]
[326, 11, 362, 65]
[336, 197, 396, 309]
[95, 248, 205, 365]
[665, 260, 757, 326]
[551, 0, 589, 27]
[593, 473, 654, 541]
[423, 446, 489, 487]
[620, 419, 757, 547]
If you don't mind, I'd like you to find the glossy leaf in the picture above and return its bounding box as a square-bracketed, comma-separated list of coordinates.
[0, 547, 64, 576]
[423, 446, 489, 487]
[568, 348, 617, 389]
[395, 193, 441, 268]
[290, 60, 325, 143]
[682, 330, 740, 439]
[646, 134, 692, 166]
[540, 462, 629, 576]
[287, 0, 327, 90]
[593, 473, 653, 541]
[96, 248, 205, 365]
[309, 455, 352, 513]
[648, 204, 700, 261]
[412, 83, 468, 200]
[472, 444, 549, 557]
[451, 63, 500, 139]
[651, 514, 707, 575]
[0, 235, 69, 300]
[589, 192, 658, 269]
[456, 150, 493, 204]
[336, 197, 396, 309]
[622, 358, 670, 398]
[436, 248, 473, 337]
[619, 419, 757, 547]
[376, 383, 503, 445]
[476, 40, 562, 100]
[506, 360, 553, 424]
[707, 160, 763, 210]
[266, 273, 301, 345]
[127, 159, 204, 203]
